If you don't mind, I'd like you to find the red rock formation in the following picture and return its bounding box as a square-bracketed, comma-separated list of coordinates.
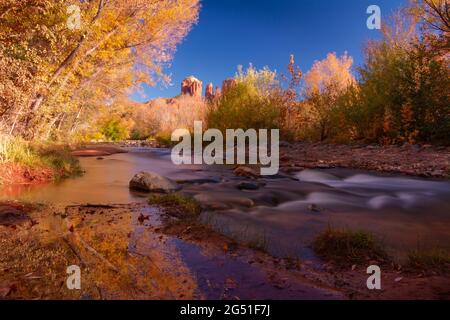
[181, 76, 202, 97]
[222, 78, 237, 95]
[214, 86, 221, 99]
[205, 83, 214, 101]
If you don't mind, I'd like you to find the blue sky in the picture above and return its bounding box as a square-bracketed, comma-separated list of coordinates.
[130, 0, 406, 102]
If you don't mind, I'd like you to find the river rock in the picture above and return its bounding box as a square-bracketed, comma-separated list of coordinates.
[316, 163, 334, 169]
[237, 181, 260, 191]
[233, 198, 255, 208]
[234, 166, 260, 179]
[308, 204, 320, 212]
[129, 172, 180, 193]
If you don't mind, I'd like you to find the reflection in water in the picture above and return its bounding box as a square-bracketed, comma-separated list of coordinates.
[1, 148, 450, 259]
[0, 149, 219, 205]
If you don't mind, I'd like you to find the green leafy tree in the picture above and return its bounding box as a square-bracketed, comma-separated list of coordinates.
[207, 65, 281, 132]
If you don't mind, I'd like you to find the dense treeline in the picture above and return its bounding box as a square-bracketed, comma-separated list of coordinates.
[334, 3, 449, 144]
[207, 0, 449, 145]
[0, 0, 448, 147]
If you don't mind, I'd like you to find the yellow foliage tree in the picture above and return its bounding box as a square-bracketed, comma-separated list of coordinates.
[0, 0, 200, 140]
[302, 52, 355, 141]
[411, 0, 450, 54]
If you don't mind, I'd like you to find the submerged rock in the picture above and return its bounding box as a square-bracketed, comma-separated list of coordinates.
[234, 166, 260, 179]
[129, 172, 180, 193]
[308, 204, 320, 212]
[237, 181, 260, 191]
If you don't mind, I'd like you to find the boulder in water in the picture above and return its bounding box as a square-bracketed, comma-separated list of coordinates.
[129, 172, 180, 193]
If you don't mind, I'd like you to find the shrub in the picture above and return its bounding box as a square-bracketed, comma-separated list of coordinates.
[0, 134, 38, 166]
[154, 132, 175, 147]
[341, 41, 450, 144]
[38, 146, 83, 179]
[207, 65, 282, 133]
[148, 193, 202, 219]
[208, 82, 281, 132]
[313, 227, 388, 266]
[407, 249, 450, 274]
[0, 134, 82, 179]
[100, 118, 132, 142]
[293, 6, 449, 145]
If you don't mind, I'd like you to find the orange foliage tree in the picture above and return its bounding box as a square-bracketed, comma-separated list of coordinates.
[301, 52, 355, 141]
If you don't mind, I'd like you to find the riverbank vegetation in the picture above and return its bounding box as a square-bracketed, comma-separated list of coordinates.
[207, 66, 283, 133]
[148, 193, 202, 219]
[314, 227, 450, 275]
[407, 249, 450, 274]
[0, 0, 200, 178]
[313, 227, 389, 267]
[206, 1, 449, 145]
[0, 134, 82, 184]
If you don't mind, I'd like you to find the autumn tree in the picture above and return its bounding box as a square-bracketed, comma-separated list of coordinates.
[302, 52, 355, 141]
[338, 4, 450, 144]
[0, 0, 200, 140]
[421, 0, 450, 32]
[207, 64, 283, 134]
[412, 0, 450, 53]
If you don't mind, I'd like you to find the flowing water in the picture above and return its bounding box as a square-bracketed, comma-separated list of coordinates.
[2, 148, 450, 260]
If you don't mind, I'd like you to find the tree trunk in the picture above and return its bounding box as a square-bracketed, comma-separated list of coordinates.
[70, 106, 83, 133]
[27, 0, 107, 117]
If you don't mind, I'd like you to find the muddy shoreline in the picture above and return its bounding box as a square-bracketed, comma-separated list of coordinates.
[0, 163, 61, 186]
[279, 142, 450, 179]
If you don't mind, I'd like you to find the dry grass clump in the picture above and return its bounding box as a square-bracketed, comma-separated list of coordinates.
[406, 249, 450, 274]
[148, 193, 202, 219]
[313, 227, 388, 266]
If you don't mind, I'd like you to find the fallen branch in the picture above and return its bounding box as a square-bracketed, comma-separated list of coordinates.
[75, 236, 119, 273]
